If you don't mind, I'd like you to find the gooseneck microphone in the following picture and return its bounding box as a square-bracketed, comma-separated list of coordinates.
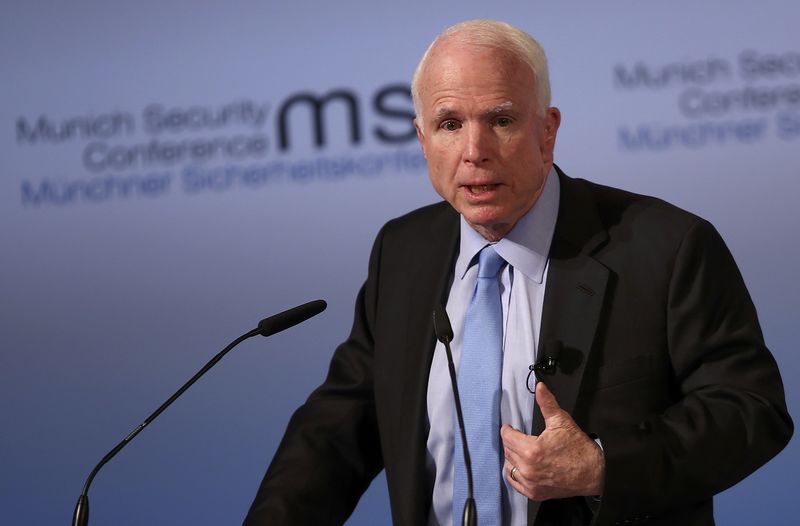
[433, 305, 477, 526]
[257, 299, 327, 336]
[72, 299, 327, 526]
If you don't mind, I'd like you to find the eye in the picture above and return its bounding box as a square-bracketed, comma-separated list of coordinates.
[495, 116, 512, 127]
[440, 120, 461, 131]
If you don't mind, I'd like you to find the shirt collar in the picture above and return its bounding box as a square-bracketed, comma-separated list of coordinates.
[455, 166, 560, 284]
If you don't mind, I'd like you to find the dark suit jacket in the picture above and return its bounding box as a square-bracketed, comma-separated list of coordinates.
[245, 169, 792, 526]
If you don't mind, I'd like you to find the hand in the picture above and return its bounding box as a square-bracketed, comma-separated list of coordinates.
[501, 382, 604, 501]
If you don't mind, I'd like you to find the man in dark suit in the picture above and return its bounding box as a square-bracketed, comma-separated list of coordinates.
[245, 20, 792, 526]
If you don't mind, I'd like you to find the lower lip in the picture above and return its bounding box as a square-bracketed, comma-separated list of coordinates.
[463, 185, 500, 199]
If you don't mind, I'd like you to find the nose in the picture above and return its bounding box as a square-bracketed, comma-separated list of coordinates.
[463, 124, 490, 165]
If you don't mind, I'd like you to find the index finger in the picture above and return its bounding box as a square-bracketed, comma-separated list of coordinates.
[501, 424, 536, 456]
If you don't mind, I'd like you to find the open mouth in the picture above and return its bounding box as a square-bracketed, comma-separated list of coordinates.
[466, 184, 499, 194]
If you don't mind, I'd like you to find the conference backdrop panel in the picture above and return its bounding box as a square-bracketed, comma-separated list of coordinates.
[2, 1, 797, 524]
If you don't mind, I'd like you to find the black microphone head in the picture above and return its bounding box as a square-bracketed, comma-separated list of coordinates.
[433, 304, 454, 344]
[258, 299, 327, 337]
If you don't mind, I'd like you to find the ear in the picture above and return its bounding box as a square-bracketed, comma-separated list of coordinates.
[540, 107, 561, 163]
[415, 119, 428, 159]
[543, 107, 561, 143]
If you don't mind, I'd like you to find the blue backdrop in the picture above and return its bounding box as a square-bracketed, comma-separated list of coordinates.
[2, 1, 797, 524]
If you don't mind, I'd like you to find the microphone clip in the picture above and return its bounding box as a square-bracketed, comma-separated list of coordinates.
[526, 340, 562, 394]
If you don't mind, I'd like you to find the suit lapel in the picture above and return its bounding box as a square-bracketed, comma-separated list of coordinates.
[534, 250, 608, 427]
[528, 170, 609, 524]
[535, 168, 609, 429]
[392, 204, 459, 524]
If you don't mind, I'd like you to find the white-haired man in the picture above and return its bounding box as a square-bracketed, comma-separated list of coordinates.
[246, 20, 791, 526]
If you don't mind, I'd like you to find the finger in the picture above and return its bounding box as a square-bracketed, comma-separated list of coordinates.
[501, 424, 533, 457]
[505, 461, 533, 499]
[501, 426, 538, 477]
[500, 424, 523, 443]
[503, 442, 523, 470]
[535, 381, 563, 423]
[505, 461, 524, 485]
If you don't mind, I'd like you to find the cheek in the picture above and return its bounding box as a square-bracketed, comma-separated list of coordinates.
[516, 141, 545, 169]
[430, 167, 456, 199]
[426, 147, 459, 185]
[426, 160, 450, 197]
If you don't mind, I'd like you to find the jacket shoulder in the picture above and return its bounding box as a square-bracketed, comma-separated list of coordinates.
[378, 201, 458, 244]
[568, 175, 702, 232]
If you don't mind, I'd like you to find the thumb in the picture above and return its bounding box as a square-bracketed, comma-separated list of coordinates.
[535, 381, 563, 423]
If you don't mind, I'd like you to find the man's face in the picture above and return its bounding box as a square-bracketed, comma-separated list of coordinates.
[415, 43, 560, 241]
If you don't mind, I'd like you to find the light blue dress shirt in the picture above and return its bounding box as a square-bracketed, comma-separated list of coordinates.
[426, 167, 560, 526]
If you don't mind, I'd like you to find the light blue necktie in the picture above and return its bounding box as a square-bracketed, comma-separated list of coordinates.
[453, 246, 506, 526]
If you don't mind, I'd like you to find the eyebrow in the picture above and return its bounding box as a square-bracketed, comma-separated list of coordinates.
[431, 102, 517, 122]
[488, 101, 515, 114]
[432, 107, 456, 121]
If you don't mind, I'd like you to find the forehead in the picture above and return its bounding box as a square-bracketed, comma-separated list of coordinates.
[418, 44, 536, 115]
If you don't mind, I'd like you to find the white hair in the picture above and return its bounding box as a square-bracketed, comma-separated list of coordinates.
[411, 19, 551, 119]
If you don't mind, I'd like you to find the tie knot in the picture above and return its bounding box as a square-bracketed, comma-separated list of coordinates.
[477, 246, 505, 278]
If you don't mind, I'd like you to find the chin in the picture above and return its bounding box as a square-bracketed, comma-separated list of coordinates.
[462, 208, 506, 227]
